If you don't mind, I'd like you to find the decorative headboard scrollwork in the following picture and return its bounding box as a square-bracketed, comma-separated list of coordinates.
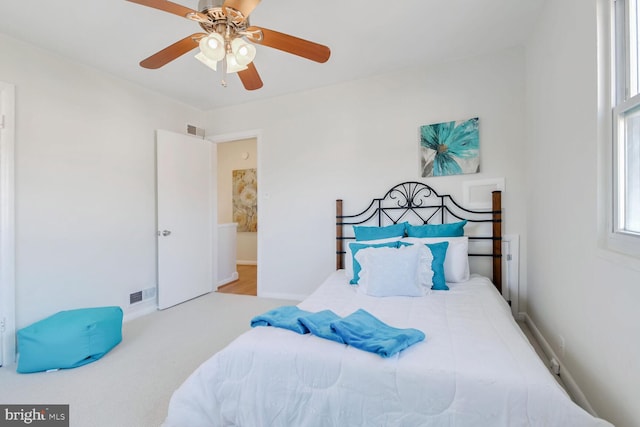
[336, 181, 502, 292]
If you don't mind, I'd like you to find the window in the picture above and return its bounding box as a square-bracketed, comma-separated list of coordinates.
[613, 0, 640, 243]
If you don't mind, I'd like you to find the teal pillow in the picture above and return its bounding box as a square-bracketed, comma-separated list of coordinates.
[349, 241, 400, 284]
[406, 220, 467, 238]
[17, 306, 123, 373]
[353, 222, 407, 241]
[398, 241, 449, 290]
[425, 241, 449, 290]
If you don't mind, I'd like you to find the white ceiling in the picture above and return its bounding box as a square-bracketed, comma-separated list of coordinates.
[0, 0, 543, 111]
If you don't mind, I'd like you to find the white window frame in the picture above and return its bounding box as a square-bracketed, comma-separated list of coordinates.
[609, 0, 640, 258]
[0, 81, 16, 366]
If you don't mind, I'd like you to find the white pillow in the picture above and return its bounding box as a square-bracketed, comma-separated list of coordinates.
[355, 244, 432, 297]
[401, 236, 470, 283]
[344, 237, 403, 280]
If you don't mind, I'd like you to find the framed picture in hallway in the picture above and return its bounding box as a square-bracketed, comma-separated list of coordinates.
[232, 168, 257, 232]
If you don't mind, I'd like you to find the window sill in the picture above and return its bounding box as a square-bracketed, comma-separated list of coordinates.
[597, 237, 640, 273]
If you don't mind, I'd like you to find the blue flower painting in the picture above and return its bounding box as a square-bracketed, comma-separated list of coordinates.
[420, 117, 480, 177]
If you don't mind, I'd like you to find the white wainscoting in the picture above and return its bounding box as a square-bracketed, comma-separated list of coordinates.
[217, 223, 238, 287]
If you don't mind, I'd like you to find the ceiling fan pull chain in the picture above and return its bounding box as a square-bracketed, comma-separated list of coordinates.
[221, 57, 228, 87]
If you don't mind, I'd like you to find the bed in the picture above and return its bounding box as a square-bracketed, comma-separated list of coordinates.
[162, 182, 612, 427]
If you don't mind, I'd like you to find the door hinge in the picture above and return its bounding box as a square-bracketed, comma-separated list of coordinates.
[0, 318, 5, 333]
[506, 254, 513, 261]
[0, 114, 5, 130]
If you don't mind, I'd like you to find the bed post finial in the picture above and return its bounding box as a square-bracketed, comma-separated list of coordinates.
[492, 191, 502, 293]
[336, 199, 343, 270]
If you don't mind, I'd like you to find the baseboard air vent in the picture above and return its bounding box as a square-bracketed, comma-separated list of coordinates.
[129, 291, 143, 304]
[130, 287, 157, 305]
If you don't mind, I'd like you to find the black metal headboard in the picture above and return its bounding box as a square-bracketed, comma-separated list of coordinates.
[336, 181, 502, 292]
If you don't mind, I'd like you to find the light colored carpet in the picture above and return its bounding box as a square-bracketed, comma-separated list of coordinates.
[0, 292, 295, 427]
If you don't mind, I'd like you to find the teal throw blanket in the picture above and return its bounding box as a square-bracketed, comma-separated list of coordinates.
[330, 309, 425, 358]
[297, 310, 345, 344]
[250, 305, 311, 334]
[251, 307, 425, 357]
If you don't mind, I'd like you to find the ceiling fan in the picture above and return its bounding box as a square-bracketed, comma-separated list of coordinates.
[127, 0, 331, 91]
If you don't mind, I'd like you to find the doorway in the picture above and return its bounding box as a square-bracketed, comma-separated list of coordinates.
[212, 132, 259, 296]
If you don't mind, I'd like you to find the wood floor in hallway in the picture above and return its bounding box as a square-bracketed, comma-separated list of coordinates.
[217, 264, 257, 296]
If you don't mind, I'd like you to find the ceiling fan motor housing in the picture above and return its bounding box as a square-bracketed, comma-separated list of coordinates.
[197, 0, 249, 34]
[198, 0, 224, 10]
[198, 0, 224, 13]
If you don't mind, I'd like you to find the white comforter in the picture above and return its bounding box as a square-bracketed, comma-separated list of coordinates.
[163, 272, 612, 427]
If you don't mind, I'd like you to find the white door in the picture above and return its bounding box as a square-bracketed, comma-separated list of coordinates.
[156, 130, 215, 310]
[0, 82, 16, 367]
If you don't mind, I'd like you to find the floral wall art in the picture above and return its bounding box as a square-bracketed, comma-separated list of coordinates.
[420, 117, 480, 177]
[232, 168, 257, 232]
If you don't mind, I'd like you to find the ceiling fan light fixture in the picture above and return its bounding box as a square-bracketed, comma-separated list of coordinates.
[130, 0, 331, 91]
[231, 38, 256, 66]
[225, 53, 249, 73]
[194, 51, 218, 71]
[199, 32, 225, 61]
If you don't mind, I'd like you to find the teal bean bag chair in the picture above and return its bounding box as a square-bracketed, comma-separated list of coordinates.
[17, 306, 123, 373]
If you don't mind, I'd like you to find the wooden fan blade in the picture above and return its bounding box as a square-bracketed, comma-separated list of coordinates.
[223, 0, 261, 20]
[140, 33, 206, 69]
[246, 27, 330, 63]
[238, 62, 263, 90]
[126, 0, 209, 22]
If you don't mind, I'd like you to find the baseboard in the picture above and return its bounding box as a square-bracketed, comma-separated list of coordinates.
[123, 302, 157, 323]
[217, 272, 239, 287]
[237, 260, 257, 265]
[522, 313, 599, 418]
[258, 291, 306, 302]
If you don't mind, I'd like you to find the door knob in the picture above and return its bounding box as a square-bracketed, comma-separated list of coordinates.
[159, 230, 172, 236]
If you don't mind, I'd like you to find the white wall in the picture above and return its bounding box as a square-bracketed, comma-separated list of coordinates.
[0, 33, 204, 328]
[205, 47, 529, 301]
[526, 1, 640, 425]
[217, 138, 257, 264]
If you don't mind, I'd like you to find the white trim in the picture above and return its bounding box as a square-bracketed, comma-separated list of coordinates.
[522, 313, 600, 418]
[122, 302, 157, 323]
[259, 292, 306, 302]
[218, 222, 238, 229]
[0, 82, 16, 367]
[596, 0, 640, 268]
[606, 225, 640, 258]
[208, 129, 262, 144]
[596, 245, 640, 271]
[463, 178, 505, 209]
[502, 234, 520, 318]
[210, 141, 218, 302]
[217, 271, 239, 287]
[513, 311, 525, 322]
[606, 0, 640, 258]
